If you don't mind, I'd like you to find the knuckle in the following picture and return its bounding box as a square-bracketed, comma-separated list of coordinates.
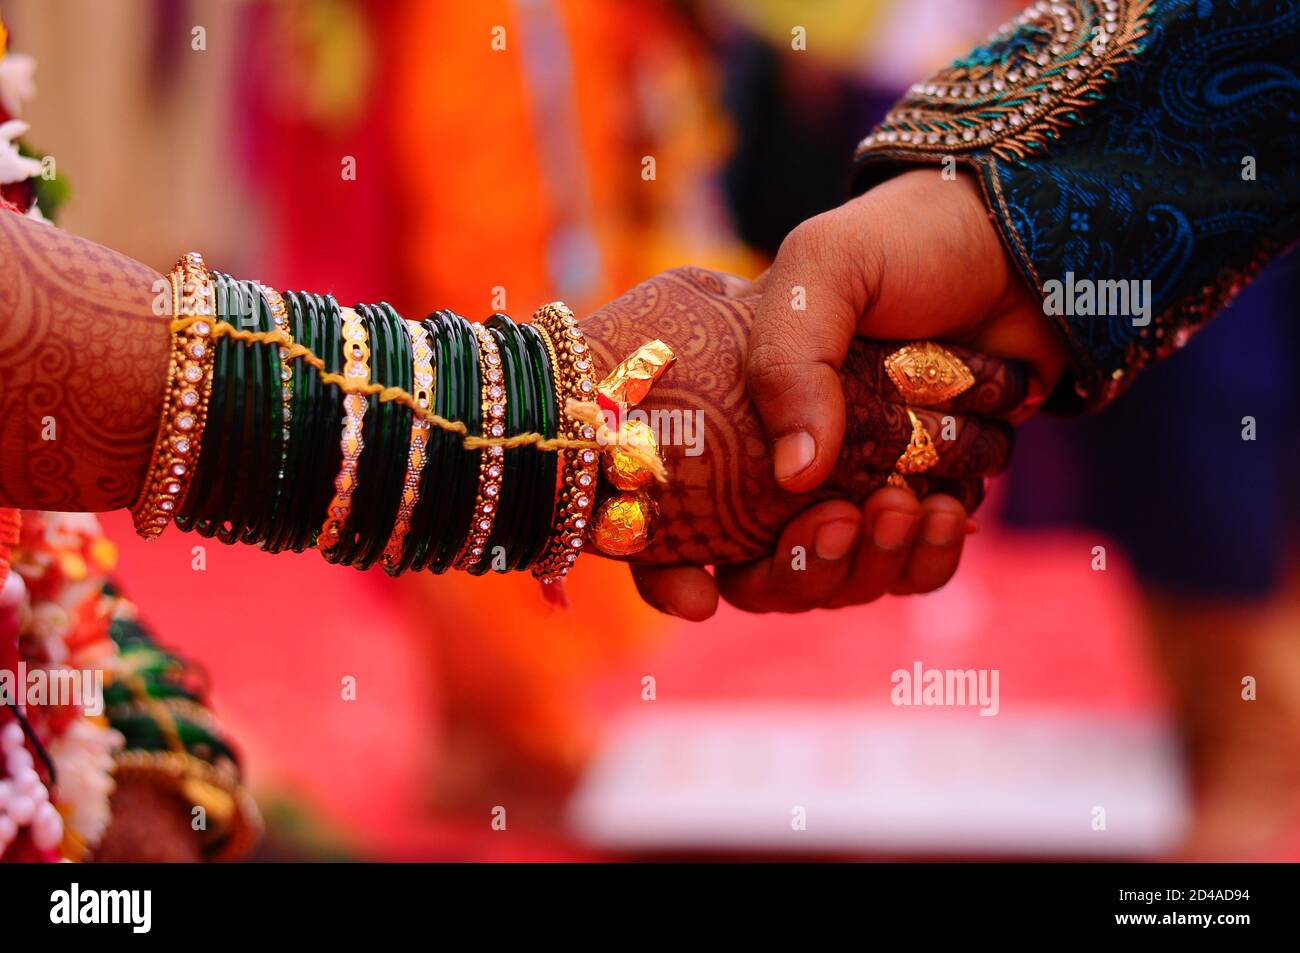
[745, 339, 800, 392]
[781, 212, 838, 260]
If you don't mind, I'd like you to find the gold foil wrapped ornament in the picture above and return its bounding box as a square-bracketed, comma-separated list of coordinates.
[596, 339, 676, 408]
[604, 418, 659, 491]
[591, 491, 659, 557]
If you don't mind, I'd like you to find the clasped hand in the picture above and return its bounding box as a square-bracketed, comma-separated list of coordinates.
[580, 169, 1068, 620]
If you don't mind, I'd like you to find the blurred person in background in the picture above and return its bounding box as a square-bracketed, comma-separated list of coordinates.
[718, 0, 1300, 858]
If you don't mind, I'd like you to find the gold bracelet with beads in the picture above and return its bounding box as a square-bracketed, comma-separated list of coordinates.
[131, 252, 216, 539]
[530, 302, 600, 583]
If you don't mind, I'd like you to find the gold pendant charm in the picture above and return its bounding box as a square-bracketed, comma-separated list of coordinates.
[894, 408, 940, 475]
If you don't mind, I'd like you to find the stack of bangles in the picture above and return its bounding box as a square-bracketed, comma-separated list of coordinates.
[131, 253, 675, 583]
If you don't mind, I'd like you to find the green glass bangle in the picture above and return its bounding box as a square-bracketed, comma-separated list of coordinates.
[286, 292, 327, 551]
[504, 318, 549, 571]
[269, 286, 306, 546]
[210, 274, 250, 543]
[265, 290, 311, 552]
[237, 282, 279, 546]
[516, 321, 559, 570]
[308, 294, 346, 550]
[211, 275, 249, 543]
[359, 301, 407, 567]
[197, 272, 247, 538]
[424, 310, 467, 573]
[429, 311, 482, 573]
[260, 288, 296, 552]
[353, 302, 413, 570]
[215, 278, 260, 544]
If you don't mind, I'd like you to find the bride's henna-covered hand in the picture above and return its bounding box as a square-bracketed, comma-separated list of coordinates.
[0, 211, 1029, 619]
[0, 208, 168, 510]
[580, 266, 1033, 618]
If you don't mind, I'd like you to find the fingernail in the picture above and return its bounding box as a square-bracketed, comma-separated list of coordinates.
[872, 510, 913, 551]
[814, 518, 859, 561]
[922, 512, 964, 547]
[774, 431, 816, 483]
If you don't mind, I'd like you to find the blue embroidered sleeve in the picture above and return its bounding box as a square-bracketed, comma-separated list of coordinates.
[852, 0, 1300, 411]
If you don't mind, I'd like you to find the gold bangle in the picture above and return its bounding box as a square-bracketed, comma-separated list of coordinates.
[383, 320, 434, 569]
[531, 302, 599, 583]
[131, 253, 216, 539]
[453, 322, 507, 569]
[317, 306, 369, 554]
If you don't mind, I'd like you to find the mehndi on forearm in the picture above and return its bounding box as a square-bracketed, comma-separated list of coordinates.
[0, 208, 169, 510]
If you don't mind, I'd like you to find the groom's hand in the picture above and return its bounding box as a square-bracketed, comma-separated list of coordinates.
[580, 265, 1030, 620]
[748, 168, 1068, 494]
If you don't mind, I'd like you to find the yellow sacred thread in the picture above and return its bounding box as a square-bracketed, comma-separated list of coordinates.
[169, 315, 668, 483]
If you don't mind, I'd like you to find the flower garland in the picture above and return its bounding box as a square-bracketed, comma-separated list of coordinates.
[0, 17, 257, 863]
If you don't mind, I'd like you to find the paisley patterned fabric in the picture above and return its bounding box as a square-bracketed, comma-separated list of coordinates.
[853, 0, 1300, 411]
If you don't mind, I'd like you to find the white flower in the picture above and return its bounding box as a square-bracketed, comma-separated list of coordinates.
[0, 117, 41, 185]
[0, 51, 36, 119]
[48, 720, 124, 851]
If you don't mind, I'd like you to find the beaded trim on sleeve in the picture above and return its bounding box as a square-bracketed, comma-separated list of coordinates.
[855, 0, 1153, 163]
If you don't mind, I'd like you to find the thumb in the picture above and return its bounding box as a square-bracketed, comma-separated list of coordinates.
[747, 213, 871, 493]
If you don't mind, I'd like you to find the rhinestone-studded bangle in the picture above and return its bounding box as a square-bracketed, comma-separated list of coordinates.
[317, 306, 369, 554]
[531, 302, 599, 583]
[131, 253, 216, 539]
[453, 322, 507, 569]
[382, 320, 434, 569]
